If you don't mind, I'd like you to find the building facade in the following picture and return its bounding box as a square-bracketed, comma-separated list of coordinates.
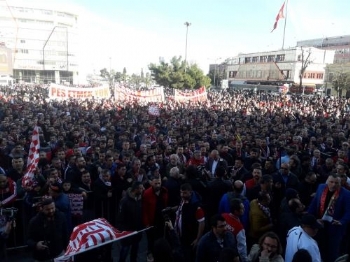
[297, 35, 350, 64]
[225, 47, 334, 88]
[0, 1, 79, 84]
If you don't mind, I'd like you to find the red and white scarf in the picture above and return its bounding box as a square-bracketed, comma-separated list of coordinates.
[319, 187, 340, 218]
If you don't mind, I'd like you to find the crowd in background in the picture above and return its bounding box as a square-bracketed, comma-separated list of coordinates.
[0, 85, 350, 261]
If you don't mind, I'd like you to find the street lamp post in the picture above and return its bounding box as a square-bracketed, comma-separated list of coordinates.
[109, 57, 111, 73]
[43, 26, 68, 83]
[184, 22, 191, 73]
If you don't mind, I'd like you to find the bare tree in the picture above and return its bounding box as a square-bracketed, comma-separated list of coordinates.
[299, 47, 312, 95]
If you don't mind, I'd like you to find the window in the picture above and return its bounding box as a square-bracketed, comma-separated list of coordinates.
[276, 54, 285, 61]
[228, 71, 237, 78]
[252, 56, 258, 63]
[260, 56, 267, 62]
[245, 57, 251, 63]
[41, 10, 53, 15]
[20, 40, 25, 43]
[268, 55, 275, 62]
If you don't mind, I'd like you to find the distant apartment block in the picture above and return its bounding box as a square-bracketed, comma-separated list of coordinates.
[297, 35, 350, 64]
[0, 2, 79, 84]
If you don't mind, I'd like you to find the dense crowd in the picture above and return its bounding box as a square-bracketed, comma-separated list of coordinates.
[0, 85, 350, 262]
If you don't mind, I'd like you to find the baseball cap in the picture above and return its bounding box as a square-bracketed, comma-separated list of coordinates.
[301, 214, 323, 229]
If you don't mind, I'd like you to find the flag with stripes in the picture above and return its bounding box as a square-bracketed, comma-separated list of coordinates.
[54, 218, 137, 262]
[22, 126, 40, 189]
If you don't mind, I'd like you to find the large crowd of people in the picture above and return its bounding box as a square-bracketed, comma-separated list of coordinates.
[0, 84, 350, 262]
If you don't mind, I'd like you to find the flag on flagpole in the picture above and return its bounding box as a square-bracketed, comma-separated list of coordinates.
[54, 218, 137, 262]
[271, 2, 285, 32]
[22, 126, 40, 189]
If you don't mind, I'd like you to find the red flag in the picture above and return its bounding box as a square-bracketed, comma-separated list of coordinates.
[271, 2, 285, 32]
[54, 218, 137, 261]
[22, 126, 40, 189]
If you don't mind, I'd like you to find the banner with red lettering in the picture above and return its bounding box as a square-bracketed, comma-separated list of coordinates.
[114, 86, 164, 103]
[174, 86, 207, 102]
[49, 84, 110, 100]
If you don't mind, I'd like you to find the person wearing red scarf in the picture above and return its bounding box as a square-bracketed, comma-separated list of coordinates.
[308, 173, 350, 262]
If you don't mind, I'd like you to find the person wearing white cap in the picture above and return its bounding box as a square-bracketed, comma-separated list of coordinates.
[285, 214, 322, 262]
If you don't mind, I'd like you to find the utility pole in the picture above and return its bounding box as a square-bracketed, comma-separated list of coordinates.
[184, 22, 191, 73]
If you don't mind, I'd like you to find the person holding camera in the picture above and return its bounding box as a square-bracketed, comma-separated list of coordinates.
[152, 219, 185, 262]
[27, 197, 69, 262]
[0, 215, 13, 260]
[0, 173, 17, 208]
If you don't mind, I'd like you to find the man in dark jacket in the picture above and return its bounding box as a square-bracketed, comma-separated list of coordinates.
[175, 183, 205, 262]
[206, 166, 231, 220]
[27, 198, 68, 261]
[117, 181, 144, 262]
[196, 214, 239, 262]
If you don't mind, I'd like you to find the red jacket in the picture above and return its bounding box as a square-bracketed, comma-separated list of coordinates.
[245, 178, 258, 190]
[187, 157, 206, 167]
[142, 186, 168, 227]
[0, 178, 17, 206]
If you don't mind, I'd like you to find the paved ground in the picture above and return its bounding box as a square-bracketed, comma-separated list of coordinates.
[6, 232, 148, 262]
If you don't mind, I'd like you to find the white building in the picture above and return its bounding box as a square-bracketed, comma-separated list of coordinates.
[0, 1, 79, 84]
[226, 47, 335, 88]
[297, 35, 350, 64]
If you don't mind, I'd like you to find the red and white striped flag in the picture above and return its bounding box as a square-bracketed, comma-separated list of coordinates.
[271, 1, 285, 32]
[54, 218, 137, 262]
[148, 104, 160, 116]
[22, 126, 40, 189]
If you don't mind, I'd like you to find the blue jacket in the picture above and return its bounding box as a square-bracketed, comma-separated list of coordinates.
[308, 184, 350, 231]
[218, 192, 250, 230]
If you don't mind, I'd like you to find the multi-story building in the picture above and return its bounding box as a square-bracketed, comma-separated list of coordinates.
[297, 35, 350, 64]
[0, 1, 79, 84]
[225, 47, 335, 90]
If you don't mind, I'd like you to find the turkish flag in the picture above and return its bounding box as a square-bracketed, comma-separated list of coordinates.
[271, 2, 285, 32]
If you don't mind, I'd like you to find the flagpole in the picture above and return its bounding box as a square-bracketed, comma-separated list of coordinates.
[282, 0, 289, 49]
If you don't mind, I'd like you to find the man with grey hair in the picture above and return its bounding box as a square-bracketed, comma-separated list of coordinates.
[205, 150, 228, 179]
[164, 166, 183, 207]
[165, 154, 184, 178]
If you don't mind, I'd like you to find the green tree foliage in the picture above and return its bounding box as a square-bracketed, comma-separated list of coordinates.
[129, 73, 142, 88]
[114, 72, 123, 83]
[100, 68, 115, 86]
[148, 56, 211, 89]
[333, 72, 350, 97]
[122, 67, 127, 82]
